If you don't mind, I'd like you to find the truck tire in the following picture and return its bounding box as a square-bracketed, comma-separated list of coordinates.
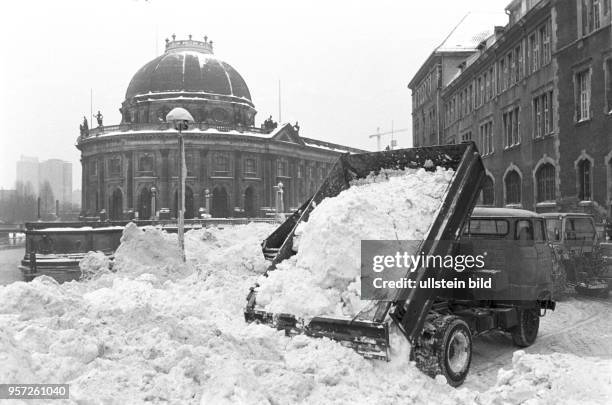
[412, 316, 472, 387]
[511, 308, 539, 347]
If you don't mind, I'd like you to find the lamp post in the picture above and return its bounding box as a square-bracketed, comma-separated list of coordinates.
[150, 186, 157, 220]
[274, 182, 284, 221]
[166, 107, 194, 262]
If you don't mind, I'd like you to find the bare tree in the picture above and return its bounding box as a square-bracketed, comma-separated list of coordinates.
[0, 181, 37, 223]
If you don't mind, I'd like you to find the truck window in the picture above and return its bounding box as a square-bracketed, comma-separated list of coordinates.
[515, 220, 533, 241]
[566, 217, 595, 240]
[533, 219, 545, 241]
[466, 219, 509, 236]
[545, 218, 561, 241]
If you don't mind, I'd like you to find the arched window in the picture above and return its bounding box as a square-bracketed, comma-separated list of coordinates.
[505, 170, 521, 204]
[481, 176, 495, 205]
[536, 163, 556, 202]
[578, 159, 591, 201]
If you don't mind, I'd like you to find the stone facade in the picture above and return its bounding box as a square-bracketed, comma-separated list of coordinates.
[77, 37, 363, 219]
[409, 0, 612, 221]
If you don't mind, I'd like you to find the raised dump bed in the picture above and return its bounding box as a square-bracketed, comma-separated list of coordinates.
[245, 142, 486, 364]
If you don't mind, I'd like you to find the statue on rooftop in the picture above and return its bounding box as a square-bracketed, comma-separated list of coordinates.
[79, 116, 89, 137]
[95, 110, 104, 127]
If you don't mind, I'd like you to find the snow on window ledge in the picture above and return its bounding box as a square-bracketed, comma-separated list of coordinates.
[578, 200, 594, 206]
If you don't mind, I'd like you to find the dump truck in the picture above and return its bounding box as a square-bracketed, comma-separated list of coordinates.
[244, 142, 556, 386]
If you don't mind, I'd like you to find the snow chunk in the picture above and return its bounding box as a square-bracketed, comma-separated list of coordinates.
[113, 223, 191, 281]
[477, 351, 612, 404]
[79, 250, 111, 279]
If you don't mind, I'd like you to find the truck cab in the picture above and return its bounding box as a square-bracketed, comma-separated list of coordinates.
[456, 206, 554, 303]
[541, 213, 598, 252]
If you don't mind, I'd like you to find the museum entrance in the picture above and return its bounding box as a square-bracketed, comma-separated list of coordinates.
[211, 187, 229, 218]
[109, 188, 123, 220]
[138, 188, 151, 220]
[244, 186, 257, 218]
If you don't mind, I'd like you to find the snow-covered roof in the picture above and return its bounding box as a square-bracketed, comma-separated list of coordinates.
[436, 12, 508, 53]
[80, 123, 365, 154]
[472, 207, 540, 218]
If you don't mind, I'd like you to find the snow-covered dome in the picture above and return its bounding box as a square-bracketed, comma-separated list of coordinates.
[125, 36, 252, 102]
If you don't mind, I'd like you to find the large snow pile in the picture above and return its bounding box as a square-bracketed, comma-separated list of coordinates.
[256, 167, 455, 319]
[476, 351, 612, 404]
[0, 222, 483, 404]
[0, 222, 610, 403]
[113, 222, 191, 281]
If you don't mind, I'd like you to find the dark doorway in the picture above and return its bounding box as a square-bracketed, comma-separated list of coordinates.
[138, 188, 151, 219]
[244, 187, 257, 218]
[110, 188, 123, 220]
[211, 187, 229, 218]
[173, 186, 195, 219]
[282, 182, 290, 212]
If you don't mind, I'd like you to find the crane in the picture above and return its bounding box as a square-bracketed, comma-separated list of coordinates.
[367, 123, 410, 151]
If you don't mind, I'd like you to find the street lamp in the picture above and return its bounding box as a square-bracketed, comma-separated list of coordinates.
[274, 182, 284, 221]
[150, 186, 157, 221]
[166, 107, 194, 262]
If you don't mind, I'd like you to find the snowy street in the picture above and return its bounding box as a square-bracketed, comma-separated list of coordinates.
[468, 296, 612, 391]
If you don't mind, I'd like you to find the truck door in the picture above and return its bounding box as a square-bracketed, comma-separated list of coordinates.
[533, 219, 552, 287]
[514, 219, 537, 286]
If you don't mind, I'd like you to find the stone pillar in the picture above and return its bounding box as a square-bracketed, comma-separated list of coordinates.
[263, 154, 273, 207]
[81, 157, 87, 212]
[126, 151, 133, 210]
[234, 151, 241, 213]
[160, 149, 170, 209]
[98, 156, 105, 210]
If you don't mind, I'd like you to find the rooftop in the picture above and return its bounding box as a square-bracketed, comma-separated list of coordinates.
[436, 12, 507, 53]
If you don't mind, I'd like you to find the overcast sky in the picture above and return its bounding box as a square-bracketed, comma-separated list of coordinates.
[0, 0, 510, 190]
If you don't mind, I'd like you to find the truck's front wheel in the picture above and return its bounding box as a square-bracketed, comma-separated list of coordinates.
[413, 316, 472, 387]
[511, 308, 539, 347]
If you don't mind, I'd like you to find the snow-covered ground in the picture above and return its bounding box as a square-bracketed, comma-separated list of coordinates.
[0, 222, 610, 404]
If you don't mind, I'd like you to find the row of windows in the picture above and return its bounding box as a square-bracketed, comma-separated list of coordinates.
[88, 155, 330, 180]
[448, 56, 612, 145]
[480, 157, 599, 206]
[444, 18, 552, 127]
[413, 67, 440, 108]
[480, 164, 554, 206]
[457, 89, 554, 154]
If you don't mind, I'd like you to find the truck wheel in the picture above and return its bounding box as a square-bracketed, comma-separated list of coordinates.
[511, 308, 539, 347]
[412, 316, 472, 387]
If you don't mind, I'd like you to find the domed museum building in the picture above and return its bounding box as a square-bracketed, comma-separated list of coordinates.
[77, 36, 364, 219]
